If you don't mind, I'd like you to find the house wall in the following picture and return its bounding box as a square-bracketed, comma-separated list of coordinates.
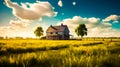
[47, 32, 63, 35]
[58, 32, 63, 35]
[46, 32, 60, 40]
[46, 36, 60, 40]
[63, 28, 70, 40]
[46, 32, 51, 35]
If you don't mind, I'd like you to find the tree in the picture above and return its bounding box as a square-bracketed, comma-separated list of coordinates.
[34, 26, 43, 38]
[75, 24, 87, 39]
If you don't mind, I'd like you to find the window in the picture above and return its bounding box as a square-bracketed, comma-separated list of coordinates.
[50, 32, 53, 34]
[56, 32, 58, 34]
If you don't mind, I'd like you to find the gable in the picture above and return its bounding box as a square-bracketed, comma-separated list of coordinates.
[46, 27, 57, 32]
[46, 24, 70, 33]
[64, 27, 69, 32]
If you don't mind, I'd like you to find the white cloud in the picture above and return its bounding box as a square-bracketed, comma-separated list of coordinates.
[100, 23, 112, 28]
[57, 16, 120, 37]
[113, 21, 119, 24]
[9, 20, 28, 28]
[103, 15, 120, 22]
[0, 20, 35, 38]
[72, 2, 76, 6]
[88, 17, 100, 23]
[58, 0, 63, 7]
[4, 0, 57, 21]
[87, 17, 100, 28]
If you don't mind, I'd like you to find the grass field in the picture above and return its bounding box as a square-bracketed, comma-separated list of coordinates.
[0, 39, 120, 67]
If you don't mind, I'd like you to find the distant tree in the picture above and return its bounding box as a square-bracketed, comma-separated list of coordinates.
[34, 26, 43, 38]
[75, 24, 87, 39]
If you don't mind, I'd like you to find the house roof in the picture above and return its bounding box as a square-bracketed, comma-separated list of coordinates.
[46, 24, 69, 32]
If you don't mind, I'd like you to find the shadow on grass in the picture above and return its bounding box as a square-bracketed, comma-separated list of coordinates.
[0, 43, 6, 45]
[0, 54, 120, 67]
[0, 45, 69, 56]
[108, 47, 120, 54]
[73, 42, 103, 47]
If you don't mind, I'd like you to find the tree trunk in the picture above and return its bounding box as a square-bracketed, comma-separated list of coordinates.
[39, 36, 41, 39]
[80, 36, 83, 40]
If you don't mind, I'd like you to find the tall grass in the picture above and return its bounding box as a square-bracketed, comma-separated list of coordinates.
[0, 39, 120, 67]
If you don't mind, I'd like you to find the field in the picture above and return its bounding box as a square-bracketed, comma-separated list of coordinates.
[0, 39, 120, 67]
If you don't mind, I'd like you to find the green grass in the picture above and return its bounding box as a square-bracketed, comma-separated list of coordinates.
[0, 39, 120, 67]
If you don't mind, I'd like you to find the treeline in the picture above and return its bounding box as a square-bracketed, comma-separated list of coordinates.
[0, 36, 120, 41]
[81, 37, 120, 41]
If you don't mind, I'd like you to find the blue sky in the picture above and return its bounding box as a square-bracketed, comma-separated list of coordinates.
[0, 0, 120, 37]
[1, 0, 120, 21]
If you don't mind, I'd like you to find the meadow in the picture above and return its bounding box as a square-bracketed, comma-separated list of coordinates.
[0, 38, 120, 67]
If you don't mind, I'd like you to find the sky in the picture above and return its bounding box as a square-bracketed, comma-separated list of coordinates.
[0, 0, 120, 38]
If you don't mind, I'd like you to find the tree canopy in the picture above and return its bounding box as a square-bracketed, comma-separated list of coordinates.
[75, 24, 87, 38]
[34, 26, 43, 38]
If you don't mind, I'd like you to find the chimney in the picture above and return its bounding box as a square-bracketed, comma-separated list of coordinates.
[50, 25, 52, 27]
[61, 23, 63, 26]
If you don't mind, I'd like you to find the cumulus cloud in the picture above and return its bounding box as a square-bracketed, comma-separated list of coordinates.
[4, 0, 57, 20]
[57, 16, 120, 37]
[58, 0, 63, 7]
[9, 20, 28, 28]
[103, 15, 120, 22]
[113, 21, 119, 24]
[0, 20, 35, 37]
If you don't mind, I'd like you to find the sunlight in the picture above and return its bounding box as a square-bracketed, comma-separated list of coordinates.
[12, 31, 36, 38]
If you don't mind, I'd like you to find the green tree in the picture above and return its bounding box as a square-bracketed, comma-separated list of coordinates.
[34, 26, 43, 38]
[75, 24, 87, 39]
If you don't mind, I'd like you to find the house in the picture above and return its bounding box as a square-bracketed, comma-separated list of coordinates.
[46, 23, 70, 40]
